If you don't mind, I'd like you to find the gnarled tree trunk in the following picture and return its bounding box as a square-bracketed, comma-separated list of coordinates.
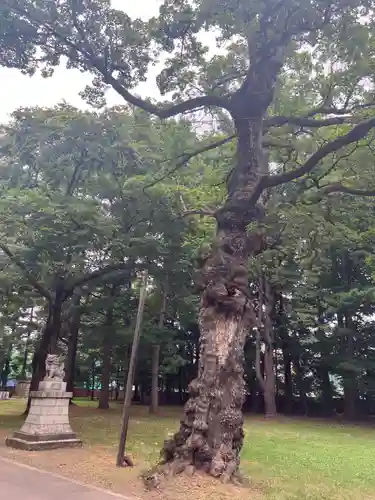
[151, 114, 267, 485]
[146, 35, 286, 483]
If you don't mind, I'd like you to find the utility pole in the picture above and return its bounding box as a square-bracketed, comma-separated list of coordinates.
[116, 270, 148, 467]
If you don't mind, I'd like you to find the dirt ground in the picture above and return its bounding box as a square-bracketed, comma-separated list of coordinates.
[0, 428, 260, 500]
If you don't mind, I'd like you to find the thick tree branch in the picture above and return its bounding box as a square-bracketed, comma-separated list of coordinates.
[266, 100, 375, 129]
[266, 117, 375, 188]
[0, 242, 52, 302]
[265, 115, 351, 128]
[12, 2, 229, 119]
[65, 149, 88, 196]
[306, 102, 375, 117]
[66, 262, 131, 293]
[102, 72, 228, 118]
[320, 183, 375, 197]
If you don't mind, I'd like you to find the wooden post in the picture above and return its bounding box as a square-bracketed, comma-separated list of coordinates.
[116, 270, 148, 467]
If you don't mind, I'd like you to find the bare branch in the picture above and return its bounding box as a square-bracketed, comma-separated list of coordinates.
[0, 242, 52, 302]
[320, 183, 375, 197]
[181, 209, 217, 218]
[266, 117, 375, 188]
[143, 134, 236, 190]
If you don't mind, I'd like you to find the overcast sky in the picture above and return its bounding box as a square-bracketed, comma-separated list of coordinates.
[0, 1, 163, 123]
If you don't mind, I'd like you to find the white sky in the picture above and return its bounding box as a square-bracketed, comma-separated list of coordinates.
[0, 1, 164, 123]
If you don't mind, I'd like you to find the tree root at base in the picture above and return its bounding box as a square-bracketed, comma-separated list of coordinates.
[141, 460, 248, 490]
[118, 455, 134, 467]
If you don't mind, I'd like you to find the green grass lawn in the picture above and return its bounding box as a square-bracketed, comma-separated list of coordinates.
[1, 399, 375, 500]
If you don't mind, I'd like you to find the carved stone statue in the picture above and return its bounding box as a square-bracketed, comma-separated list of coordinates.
[6, 351, 82, 451]
[44, 354, 65, 381]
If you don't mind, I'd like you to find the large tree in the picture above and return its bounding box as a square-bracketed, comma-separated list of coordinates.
[2, 0, 375, 483]
[0, 104, 160, 395]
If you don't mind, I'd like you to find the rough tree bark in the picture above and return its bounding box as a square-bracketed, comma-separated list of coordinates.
[150, 291, 167, 414]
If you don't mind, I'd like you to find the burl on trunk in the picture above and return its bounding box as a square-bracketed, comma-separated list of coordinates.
[144, 116, 267, 487]
[161, 230, 253, 483]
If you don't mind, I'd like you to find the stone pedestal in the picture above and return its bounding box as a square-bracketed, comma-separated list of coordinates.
[6, 379, 82, 451]
[15, 380, 31, 398]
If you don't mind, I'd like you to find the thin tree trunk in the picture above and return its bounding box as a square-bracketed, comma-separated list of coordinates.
[21, 307, 34, 380]
[264, 349, 277, 417]
[320, 366, 334, 415]
[317, 302, 333, 416]
[65, 298, 81, 395]
[283, 349, 293, 413]
[91, 358, 96, 401]
[343, 314, 357, 420]
[122, 345, 132, 401]
[278, 295, 293, 413]
[150, 291, 167, 414]
[0, 342, 12, 388]
[255, 275, 277, 418]
[343, 375, 357, 420]
[294, 357, 308, 415]
[99, 286, 117, 410]
[98, 331, 112, 409]
[115, 367, 120, 401]
[117, 270, 148, 466]
[0, 360, 4, 387]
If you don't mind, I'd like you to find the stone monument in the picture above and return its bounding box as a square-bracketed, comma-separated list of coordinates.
[6, 354, 82, 451]
[15, 380, 31, 398]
